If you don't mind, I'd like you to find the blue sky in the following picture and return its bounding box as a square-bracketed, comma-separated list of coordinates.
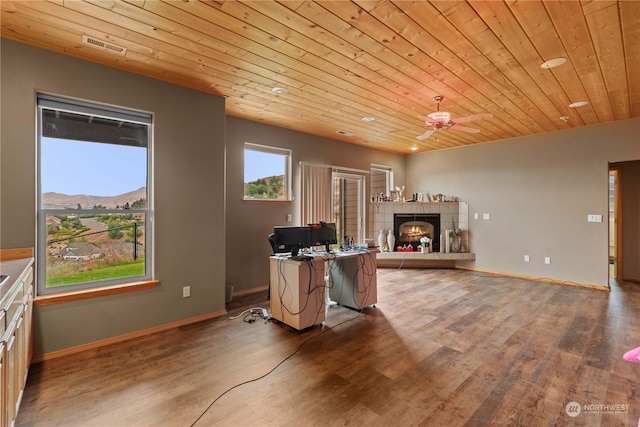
[41, 138, 283, 195]
[41, 138, 147, 196]
[244, 149, 286, 183]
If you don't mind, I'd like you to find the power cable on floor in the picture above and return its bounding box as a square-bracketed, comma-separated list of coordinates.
[190, 312, 363, 426]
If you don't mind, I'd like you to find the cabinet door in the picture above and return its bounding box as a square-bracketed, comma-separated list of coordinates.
[20, 285, 33, 387]
[0, 310, 5, 340]
[2, 313, 20, 427]
[0, 341, 5, 427]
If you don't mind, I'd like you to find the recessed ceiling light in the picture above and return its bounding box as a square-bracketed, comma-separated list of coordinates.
[541, 58, 567, 69]
[271, 87, 287, 94]
[569, 101, 588, 108]
[410, 146, 418, 151]
[361, 117, 375, 122]
[560, 116, 570, 122]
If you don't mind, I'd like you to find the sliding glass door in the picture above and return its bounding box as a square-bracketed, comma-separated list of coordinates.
[332, 172, 365, 246]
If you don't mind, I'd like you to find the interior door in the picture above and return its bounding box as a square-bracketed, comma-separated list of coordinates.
[332, 172, 365, 246]
[609, 168, 620, 279]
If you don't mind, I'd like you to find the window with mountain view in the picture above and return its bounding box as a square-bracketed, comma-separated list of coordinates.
[244, 143, 291, 200]
[37, 94, 152, 295]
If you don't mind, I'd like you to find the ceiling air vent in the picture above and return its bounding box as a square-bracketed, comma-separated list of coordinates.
[336, 130, 354, 137]
[82, 35, 127, 56]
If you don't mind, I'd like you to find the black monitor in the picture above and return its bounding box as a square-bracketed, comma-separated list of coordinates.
[272, 226, 310, 257]
[309, 222, 337, 252]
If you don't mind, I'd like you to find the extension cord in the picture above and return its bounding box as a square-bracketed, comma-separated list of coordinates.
[261, 308, 270, 320]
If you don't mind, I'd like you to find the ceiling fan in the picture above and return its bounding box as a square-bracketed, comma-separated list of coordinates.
[416, 96, 493, 141]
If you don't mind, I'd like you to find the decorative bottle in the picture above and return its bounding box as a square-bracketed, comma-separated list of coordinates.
[387, 230, 395, 252]
[377, 229, 385, 250]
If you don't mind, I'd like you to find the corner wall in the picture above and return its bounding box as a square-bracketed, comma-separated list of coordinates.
[225, 116, 406, 294]
[406, 119, 640, 287]
[1, 40, 227, 358]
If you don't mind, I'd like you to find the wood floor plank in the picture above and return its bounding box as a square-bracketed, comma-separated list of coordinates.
[16, 269, 640, 426]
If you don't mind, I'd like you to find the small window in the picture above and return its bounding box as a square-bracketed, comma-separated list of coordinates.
[37, 94, 152, 295]
[244, 143, 291, 200]
[370, 165, 393, 199]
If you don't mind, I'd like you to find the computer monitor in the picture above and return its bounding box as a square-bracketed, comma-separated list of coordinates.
[309, 222, 337, 252]
[272, 226, 311, 257]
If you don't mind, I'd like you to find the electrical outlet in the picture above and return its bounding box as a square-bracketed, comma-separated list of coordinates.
[183, 286, 191, 298]
[524, 255, 530, 263]
[473, 213, 479, 220]
[544, 257, 551, 265]
[286, 213, 292, 222]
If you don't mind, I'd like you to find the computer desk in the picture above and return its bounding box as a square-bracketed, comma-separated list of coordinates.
[269, 248, 378, 330]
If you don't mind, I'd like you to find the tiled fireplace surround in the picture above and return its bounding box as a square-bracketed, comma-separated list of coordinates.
[371, 202, 470, 254]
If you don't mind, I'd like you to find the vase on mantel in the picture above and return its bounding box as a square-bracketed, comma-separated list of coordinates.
[387, 230, 395, 252]
[450, 234, 461, 253]
[377, 229, 385, 250]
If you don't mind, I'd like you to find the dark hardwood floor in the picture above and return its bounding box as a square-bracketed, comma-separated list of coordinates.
[16, 269, 640, 426]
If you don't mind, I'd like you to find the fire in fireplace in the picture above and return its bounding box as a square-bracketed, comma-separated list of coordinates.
[393, 214, 441, 252]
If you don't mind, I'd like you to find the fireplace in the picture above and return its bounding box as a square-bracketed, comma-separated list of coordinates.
[393, 214, 440, 252]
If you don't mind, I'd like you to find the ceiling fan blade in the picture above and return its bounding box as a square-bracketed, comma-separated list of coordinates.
[452, 113, 493, 124]
[450, 124, 481, 133]
[416, 129, 436, 140]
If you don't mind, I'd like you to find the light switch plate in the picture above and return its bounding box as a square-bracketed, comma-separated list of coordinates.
[483, 213, 490, 220]
[544, 257, 551, 265]
[587, 214, 602, 223]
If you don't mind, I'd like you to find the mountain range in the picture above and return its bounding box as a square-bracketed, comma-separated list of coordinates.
[42, 187, 146, 209]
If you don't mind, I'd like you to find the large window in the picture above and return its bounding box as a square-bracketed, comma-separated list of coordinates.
[244, 143, 291, 200]
[37, 94, 152, 295]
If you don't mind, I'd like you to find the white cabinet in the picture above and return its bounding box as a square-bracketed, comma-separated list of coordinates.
[1, 249, 34, 427]
[269, 257, 326, 330]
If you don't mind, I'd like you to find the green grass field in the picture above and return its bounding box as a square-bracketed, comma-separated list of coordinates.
[46, 260, 145, 287]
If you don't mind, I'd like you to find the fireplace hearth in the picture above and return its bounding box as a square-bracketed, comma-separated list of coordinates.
[393, 214, 440, 252]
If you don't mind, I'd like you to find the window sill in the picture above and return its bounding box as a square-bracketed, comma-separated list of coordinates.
[35, 280, 160, 307]
[243, 198, 293, 203]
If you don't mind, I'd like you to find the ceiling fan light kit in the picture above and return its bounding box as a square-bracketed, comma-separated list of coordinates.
[416, 96, 492, 141]
[427, 111, 451, 123]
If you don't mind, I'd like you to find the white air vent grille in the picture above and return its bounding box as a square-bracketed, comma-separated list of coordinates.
[82, 35, 127, 56]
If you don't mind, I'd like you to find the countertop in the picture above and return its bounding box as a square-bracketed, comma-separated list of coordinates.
[0, 258, 34, 301]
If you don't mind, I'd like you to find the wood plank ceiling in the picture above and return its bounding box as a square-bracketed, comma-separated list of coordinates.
[2, 0, 639, 153]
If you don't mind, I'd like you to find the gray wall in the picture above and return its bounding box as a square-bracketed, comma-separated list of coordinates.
[1, 40, 227, 357]
[4, 37, 637, 358]
[225, 116, 406, 293]
[406, 120, 640, 287]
